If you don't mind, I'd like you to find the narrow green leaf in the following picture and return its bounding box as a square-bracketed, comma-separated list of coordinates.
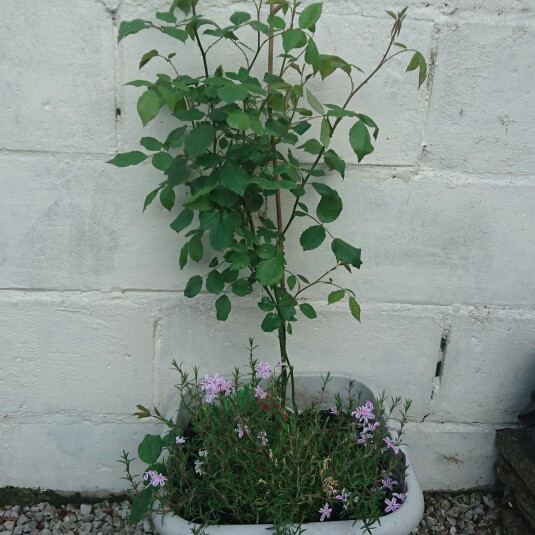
[349, 296, 361, 322]
[306, 89, 324, 115]
[184, 275, 203, 298]
[357, 114, 379, 140]
[179, 242, 189, 269]
[328, 289, 345, 304]
[349, 121, 374, 162]
[170, 209, 194, 233]
[215, 294, 231, 321]
[305, 38, 320, 73]
[156, 11, 177, 23]
[331, 238, 362, 268]
[320, 118, 331, 148]
[143, 188, 160, 212]
[138, 434, 162, 463]
[206, 270, 225, 294]
[299, 303, 317, 319]
[287, 274, 297, 290]
[107, 151, 147, 167]
[162, 26, 188, 42]
[301, 139, 323, 155]
[185, 124, 216, 157]
[298, 3, 323, 29]
[300, 225, 326, 251]
[137, 89, 161, 126]
[324, 149, 345, 178]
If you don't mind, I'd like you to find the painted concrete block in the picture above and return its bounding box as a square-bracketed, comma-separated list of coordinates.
[0, 420, 160, 491]
[430, 307, 535, 425]
[155, 297, 441, 421]
[0, 293, 154, 416]
[404, 422, 499, 490]
[0, 1, 116, 154]
[424, 22, 535, 176]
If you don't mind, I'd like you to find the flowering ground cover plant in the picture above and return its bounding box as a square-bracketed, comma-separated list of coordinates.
[120, 346, 412, 532]
[109, 0, 427, 531]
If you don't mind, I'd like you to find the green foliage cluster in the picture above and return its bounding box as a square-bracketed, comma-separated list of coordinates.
[120, 351, 412, 532]
[109, 0, 426, 404]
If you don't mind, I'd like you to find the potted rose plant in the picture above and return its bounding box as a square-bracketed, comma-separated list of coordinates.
[109, 0, 428, 533]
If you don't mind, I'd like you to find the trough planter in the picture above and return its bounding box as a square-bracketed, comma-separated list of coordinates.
[152, 374, 424, 535]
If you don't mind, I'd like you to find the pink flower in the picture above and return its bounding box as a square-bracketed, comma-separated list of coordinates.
[254, 385, 267, 399]
[198, 450, 208, 457]
[384, 437, 400, 454]
[381, 477, 398, 490]
[351, 401, 375, 423]
[176, 436, 186, 445]
[393, 492, 407, 503]
[150, 473, 167, 487]
[194, 460, 203, 475]
[256, 362, 272, 379]
[319, 503, 332, 522]
[235, 423, 249, 439]
[143, 470, 157, 481]
[335, 489, 349, 502]
[257, 431, 269, 446]
[221, 380, 233, 396]
[274, 361, 286, 374]
[329, 407, 338, 415]
[384, 497, 401, 513]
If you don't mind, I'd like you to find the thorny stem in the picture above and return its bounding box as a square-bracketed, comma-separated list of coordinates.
[191, 4, 209, 77]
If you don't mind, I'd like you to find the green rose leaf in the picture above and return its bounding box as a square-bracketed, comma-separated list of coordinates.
[349, 120, 374, 162]
[349, 296, 361, 322]
[328, 289, 345, 304]
[261, 313, 281, 332]
[217, 85, 249, 104]
[331, 238, 362, 269]
[118, 19, 150, 42]
[299, 303, 317, 319]
[357, 114, 379, 141]
[188, 236, 203, 262]
[299, 3, 323, 29]
[170, 209, 194, 233]
[107, 151, 147, 167]
[306, 89, 324, 115]
[282, 29, 307, 53]
[206, 270, 225, 294]
[320, 118, 331, 147]
[226, 110, 250, 131]
[312, 183, 343, 223]
[300, 225, 326, 251]
[143, 188, 160, 212]
[209, 219, 235, 251]
[220, 163, 249, 196]
[324, 149, 346, 178]
[230, 11, 251, 25]
[152, 151, 174, 171]
[232, 278, 253, 297]
[406, 51, 427, 89]
[139, 49, 158, 69]
[140, 137, 162, 151]
[258, 297, 275, 312]
[305, 38, 320, 73]
[159, 186, 175, 211]
[137, 89, 161, 126]
[162, 26, 188, 42]
[256, 256, 284, 286]
[215, 295, 231, 321]
[138, 434, 162, 464]
[185, 124, 216, 157]
[184, 275, 203, 298]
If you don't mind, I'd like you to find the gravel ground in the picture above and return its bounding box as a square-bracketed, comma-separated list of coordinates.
[0, 492, 514, 535]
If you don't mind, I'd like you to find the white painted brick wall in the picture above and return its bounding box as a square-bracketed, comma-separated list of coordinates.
[1, 0, 534, 493]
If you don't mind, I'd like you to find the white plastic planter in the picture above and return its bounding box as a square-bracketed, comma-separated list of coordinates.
[152, 374, 424, 535]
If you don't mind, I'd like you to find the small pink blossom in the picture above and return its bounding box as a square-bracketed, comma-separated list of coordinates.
[194, 460, 204, 475]
[274, 361, 286, 374]
[150, 473, 167, 487]
[143, 470, 157, 481]
[335, 489, 349, 502]
[254, 385, 267, 399]
[351, 401, 375, 423]
[257, 431, 269, 446]
[176, 436, 186, 445]
[256, 362, 272, 379]
[384, 497, 401, 513]
[381, 477, 398, 490]
[235, 423, 250, 439]
[319, 503, 332, 522]
[393, 492, 407, 503]
[384, 437, 400, 454]
[199, 450, 208, 457]
[329, 407, 338, 415]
